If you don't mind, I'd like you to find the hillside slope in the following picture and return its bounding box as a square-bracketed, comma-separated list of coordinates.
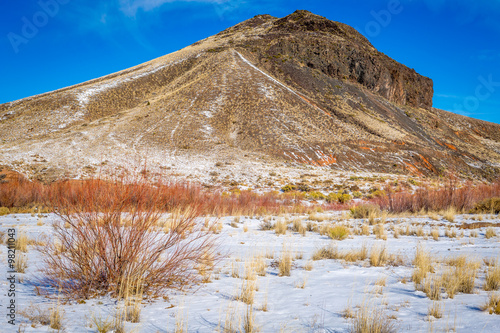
[1, 10, 499, 182]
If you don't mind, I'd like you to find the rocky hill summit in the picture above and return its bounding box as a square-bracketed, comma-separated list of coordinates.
[0, 10, 499, 183]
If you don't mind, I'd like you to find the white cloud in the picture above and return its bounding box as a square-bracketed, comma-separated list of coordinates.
[119, 0, 228, 17]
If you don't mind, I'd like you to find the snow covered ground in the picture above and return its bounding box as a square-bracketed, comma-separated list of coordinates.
[1, 212, 500, 332]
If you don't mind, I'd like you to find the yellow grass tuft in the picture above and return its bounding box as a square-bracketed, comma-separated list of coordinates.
[483, 293, 500, 315]
[278, 243, 293, 277]
[369, 244, 388, 267]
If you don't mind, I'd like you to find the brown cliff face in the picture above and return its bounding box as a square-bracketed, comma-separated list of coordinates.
[0, 10, 498, 182]
[223, 10, 434, 110]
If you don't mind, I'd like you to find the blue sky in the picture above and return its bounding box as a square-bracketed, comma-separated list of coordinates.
[1, 0, 499, 124]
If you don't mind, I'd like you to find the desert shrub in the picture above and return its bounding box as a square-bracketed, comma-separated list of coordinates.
[349, 301, 397, 333]
[350, 204, 381, 219]
[281, 184, 297, 192]
[470, 197, 500, 214]
[485, 228, 497, 239]
[377, 179, 500, 213]
[483, 293, 500, 315]
[485, 262, 500, 291]
[308, 191, 326, 200]
[0, 206, 10, 216]
[39, 178, 218, 298]
[327, 224, 350, 240]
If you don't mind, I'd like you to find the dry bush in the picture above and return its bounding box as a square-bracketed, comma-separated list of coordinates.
[236, 278, 256, 305]
[369, 244, 388, 267]
[91, 313, 115, 333]
[422, 274, 443, 300]
[350, 204, 381, 219]
[393, 226, 400, 239]
[49, 302, 63, 330]
[445, 255, 480, 294]
[376, 178, 500, 213]
[327, 224, 350, 240]
[442, 207, 456, 222]
[259, 217, 273, 231]
[483, 293, 500, 315]
[19, 304, 51, 326]
[308, 212, 327, 222]
[349, 301, 397, 333]
[15, 231, 28, 252]
[445, 227, 457, 238]
[430, 228, 439, 241]
[274, 219, 288, 235]
[0, 206, 10, 216]
[294, 275, 308, 289]
[312, 243, 338, 261]
[19, 302, 63, 330]
[243, 305, 258, 333]
[278, 244, 293, 277]
[412, 245, 434, 285]
[374, 224, 387, 240]
[471, 197, 500, 214]
[428, 301, 443, 319]
[15, 253, 28, 273]
[361, 224, 370, 236]
[485, 261, 500, 291]
[428, 212, 440, 221]
[39, 178, 218, 298]
[485, 228, 497, 239]
[304, 261, 313, 271]
[291, 218, 306, 236]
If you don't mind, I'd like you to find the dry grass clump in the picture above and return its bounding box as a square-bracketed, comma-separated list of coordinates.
[304, 261, 313, 271]
[428, 212, 440, 221]
[15, 231, 29, 252]
[428, 301, 443, 319]
[291, 218, 306, 236]
[0, 206, 10, 216]
[361, 224, 370, 236]
[259, 217, 273, 231]
[327, 224, 350, 240]
[483, 293, 500, 315]
[91, 313, 115, 333]
[19, 304, 52, 327]
[445, 227, 457, 238]
[374, 224, 387, 240]
[430, 228, 439, 241]
[442, 207, 456, 223]
[484, 261, 500, 291]
[369, 244, 388, 267]
[412, 245, 434, 285]
[350, 204, 381, 219]
[39, 178, 218, 299]
[445, 255, 480, 294]
[422, 274, 443, 300]
[274, 219, 288, 235]
[15, 253, 28, 273]
[485, 227, 497, 239]
[308, 212, 327, 222]
[393, 226, 400, 239]
[349, 301, 397, 333]
[278, 244, 293, 277]
[470, 197, 500, 214]
[312, 243, 338, 261]
[243, 305, 258, 333]
[19, 302, 64, 330]
[236, 279, 257, 305]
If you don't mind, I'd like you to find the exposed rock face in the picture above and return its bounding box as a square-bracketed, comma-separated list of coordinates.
[0, 10, 498, 182]
[223, 10, 434, 110]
